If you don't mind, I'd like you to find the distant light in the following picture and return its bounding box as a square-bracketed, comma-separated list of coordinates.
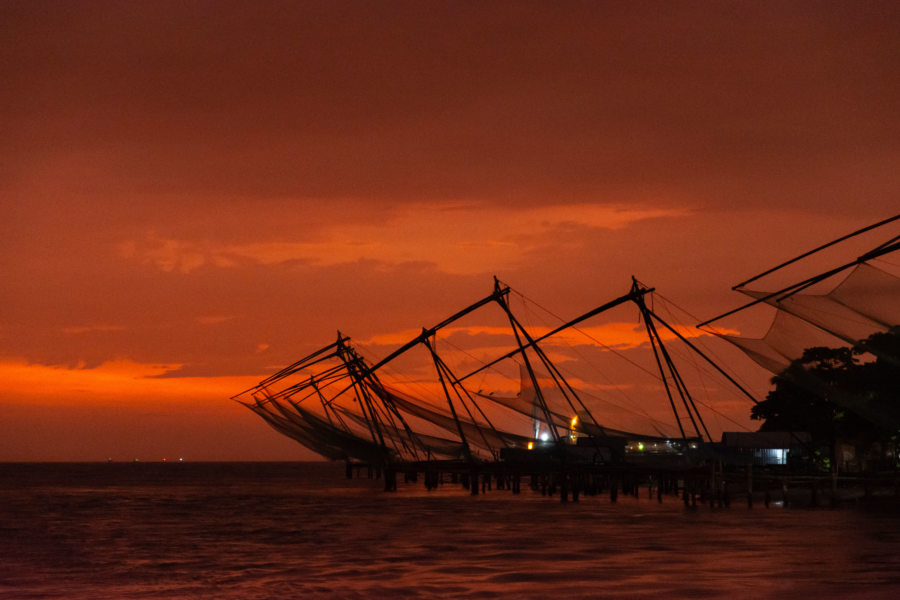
[527, 441, 534, 450]
[638, 442, 644, 451]
[178, 457, 184, 462]
[570, 415, 578, 428]
[162, 457, 167, 462]
[540, 432, 549, 442]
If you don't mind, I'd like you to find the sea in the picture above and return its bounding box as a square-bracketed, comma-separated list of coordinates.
[1, 462, 899, 599]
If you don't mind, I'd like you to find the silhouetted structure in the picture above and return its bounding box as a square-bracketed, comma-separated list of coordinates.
[234, 215, 900, 506]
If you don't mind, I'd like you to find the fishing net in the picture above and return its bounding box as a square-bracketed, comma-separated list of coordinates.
[716, 264, 900, 373]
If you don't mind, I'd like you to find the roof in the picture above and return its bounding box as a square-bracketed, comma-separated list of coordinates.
[721, 431, 810, 449]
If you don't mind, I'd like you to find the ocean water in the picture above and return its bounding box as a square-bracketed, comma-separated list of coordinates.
[1, 462, 899, 599]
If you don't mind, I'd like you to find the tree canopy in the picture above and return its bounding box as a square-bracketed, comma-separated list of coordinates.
[751, 326, 900, 449]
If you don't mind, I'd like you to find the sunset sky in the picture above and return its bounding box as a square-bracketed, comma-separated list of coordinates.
[2, 1, 899, 461]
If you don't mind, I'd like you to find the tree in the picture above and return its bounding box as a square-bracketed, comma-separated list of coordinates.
[751, 327, 900, 467]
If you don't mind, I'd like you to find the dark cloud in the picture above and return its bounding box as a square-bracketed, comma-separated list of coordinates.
[2, 1, 898, 209]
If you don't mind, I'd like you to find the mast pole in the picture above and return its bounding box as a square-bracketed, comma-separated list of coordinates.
[647, 308, 761, 406]
[362, 284, 510, 376]
[496, 289, 560, 443]
[459, 286, 654, 383]
[699, 239, 900, 327]
[423, 334, 475, 464]
[636, 290, 687, 440]
[500, 302, 605, 438]
[733, 213, 900, 290]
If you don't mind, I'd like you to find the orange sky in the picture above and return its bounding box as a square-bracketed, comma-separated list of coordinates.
[2, 1, 899, 461]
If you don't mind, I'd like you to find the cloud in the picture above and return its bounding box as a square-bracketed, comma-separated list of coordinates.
[118, 203, 689, 275]
[4, 3, 897, 211]
[196, 315, 237, 326]
[360, 321, 723, 351]
[62, 324, 127, 335]
[0, 359, 260, 405]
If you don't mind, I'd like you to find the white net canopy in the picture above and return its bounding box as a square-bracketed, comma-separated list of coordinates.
[718, 264, 900, 373]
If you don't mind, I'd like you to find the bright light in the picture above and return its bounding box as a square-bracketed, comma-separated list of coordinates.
[540, 432, 549, 442]
[527, 441, 534, 450]
[638, 442, 644, 451]
[570, 415, 578, 428]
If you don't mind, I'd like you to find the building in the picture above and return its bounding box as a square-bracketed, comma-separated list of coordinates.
[720, 431, 811, 466]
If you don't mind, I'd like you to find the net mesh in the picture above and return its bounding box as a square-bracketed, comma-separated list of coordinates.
[718, 264, 900, 373]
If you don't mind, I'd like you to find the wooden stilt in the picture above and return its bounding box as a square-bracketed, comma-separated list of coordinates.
[747, 464, 753, 508]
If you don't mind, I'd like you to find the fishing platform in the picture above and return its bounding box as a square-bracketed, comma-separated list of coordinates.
[233, 216, 900, 507]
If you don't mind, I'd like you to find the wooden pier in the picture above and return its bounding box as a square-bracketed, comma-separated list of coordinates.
[347, 456, 900, 509]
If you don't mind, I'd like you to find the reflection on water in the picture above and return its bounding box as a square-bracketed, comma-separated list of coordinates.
[1, 462, 898, 599]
